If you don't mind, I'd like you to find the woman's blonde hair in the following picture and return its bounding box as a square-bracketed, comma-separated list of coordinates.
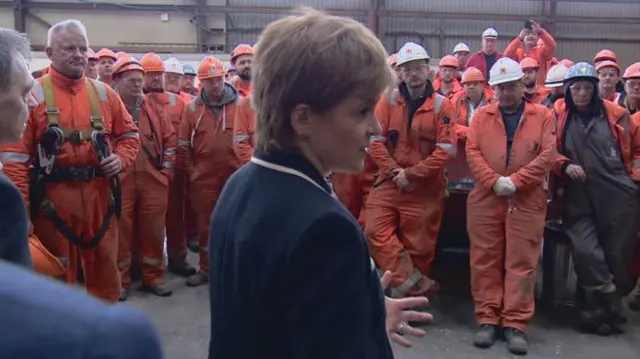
[252, 7, 393, 152]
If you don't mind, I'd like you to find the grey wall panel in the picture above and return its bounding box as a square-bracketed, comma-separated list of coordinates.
[386, 0, 541, 15]
[227, 0, 369, 9]
[0, 7, 14, 29]
[555, 1, 640, 18]
[554, 22, 640, 40]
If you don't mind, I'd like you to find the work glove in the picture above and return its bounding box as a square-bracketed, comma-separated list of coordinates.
[493, 176, 516, 196]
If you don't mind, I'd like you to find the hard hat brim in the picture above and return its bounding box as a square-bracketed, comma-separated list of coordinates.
[545, 80, 564, 88]
[488, 73, 524, 86]
[396, 56, 430, 67]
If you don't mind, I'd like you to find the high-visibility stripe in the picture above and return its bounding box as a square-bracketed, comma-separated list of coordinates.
[162, 161, 173, 169]
[113, 132, 140, 142]
[141, 256, 162, 266]
[0, 152, 30, 163]
[633, 159, 640, 169]
[396, 270, 422, 294]
[168, 93, 177, 106]
[163, 147, 177, 156]
[436, 142, 456, 156]
[32, 82, 45, 102]
[370, 135, 386, 143]
[178, 140, 191, 147]
[434, 94, 445, 114]
[233, 135, 250, 143]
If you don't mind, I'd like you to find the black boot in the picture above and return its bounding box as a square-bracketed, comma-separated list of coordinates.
[597, 290, 627, 331]
[187, 237, 199, 253]
[578, 291, 612, 336]
[473, 324, 498, 349]
[503, 327, 528, 355]
[168, 262, 197, 277]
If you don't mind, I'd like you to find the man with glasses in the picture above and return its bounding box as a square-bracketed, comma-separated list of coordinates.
[553, 62, 640, 336]
[465, 57, 555, 355]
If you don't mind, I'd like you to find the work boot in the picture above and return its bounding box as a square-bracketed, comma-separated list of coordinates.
[187, 237, 199, 253]
[186, 272, 209, 287]
[168, 262, 197, 277]
[627, 278, 640, 312]
[119, 287, 129, 302]
[503, 327, 528, 355]
[473, 324, 498, 349]
[142, 283, 173, 297]
[598, 290, 626, 329]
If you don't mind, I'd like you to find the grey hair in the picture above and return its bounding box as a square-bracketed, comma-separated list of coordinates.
[47, 19, 88, 47]
[0, 27, 31, 91]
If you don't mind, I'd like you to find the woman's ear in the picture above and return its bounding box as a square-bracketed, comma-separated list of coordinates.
[290, 104, 313, 139]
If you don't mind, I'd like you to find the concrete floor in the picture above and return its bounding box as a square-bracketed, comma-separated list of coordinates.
[125, 255, 640, 359]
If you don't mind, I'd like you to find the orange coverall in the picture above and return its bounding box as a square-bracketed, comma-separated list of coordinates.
[504, 29, 557, 86]
[22, 68, 139, 303]
[632, 112, 640, 279]
[332, 155, 377, 229]
[144, 92, 192, 267]
[230, 77, 251, 97]
[0, 144, 66, 279]
[366, 90, 456, 295]
[232, 95, 256, 163]
[525, 86, 552, 105]
[433, 78, 462, 98]
[466, 101, 555, 331]
[117, 95, 176, 289]
[178, 85, 240, 274]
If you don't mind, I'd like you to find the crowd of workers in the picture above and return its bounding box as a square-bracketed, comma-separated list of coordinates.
[0, 15, 639, 357]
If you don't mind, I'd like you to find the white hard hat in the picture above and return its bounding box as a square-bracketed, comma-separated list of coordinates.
[488, 57, 524, 86]
[164, 57, 184, 75]
[396, 42, 430, 67]
[482, 28, 498, 39]
[545, 64, 569, 88]
[453, 43, 470, 54]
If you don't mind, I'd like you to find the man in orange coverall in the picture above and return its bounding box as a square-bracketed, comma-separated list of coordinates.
[17, 20, 139, 303]
[228, 44, 254, 97]
[178, 56, 240, 287]
[366, 42, 455, 299]
[433, 55, 462, 98]
[466, 58, 555, 355]
[112, 56, 176, 301]
[139, 52, 197, 278]
[504, 20, 556, 86]
[520, 57, 550, 104]
[95, 48, 117, 87]
[85, 48, 99, 80]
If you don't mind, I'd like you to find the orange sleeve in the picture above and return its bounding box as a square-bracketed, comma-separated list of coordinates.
[107, 88, 140, 170]
[452, 93, 469, 140]
[465, 110, 501, 189]
[0, 141, 31, 208]
[504, 38, 524, 60]
[509, 108, 557, 190]
[160, 105, 177, 180]
[537, 29, 556, 62]
[629, 112, 640, 181]
[368, 95, 399, 175]
[232, 98, 254, 163]
[405, 98, 457, 181]
[177, 102, 195, 174]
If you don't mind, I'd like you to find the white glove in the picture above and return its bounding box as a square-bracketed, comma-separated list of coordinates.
[493, 176, 517, 196]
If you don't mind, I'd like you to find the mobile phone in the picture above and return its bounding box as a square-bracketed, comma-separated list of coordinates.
[524, 20, 533, 30]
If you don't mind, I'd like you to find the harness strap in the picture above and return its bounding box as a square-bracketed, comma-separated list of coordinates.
[41, 200, 115, 250]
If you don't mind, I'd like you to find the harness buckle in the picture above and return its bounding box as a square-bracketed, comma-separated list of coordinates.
[68, 130, 87, 145]
[90, 117, 105, 131]
[41, 200, 55, 215]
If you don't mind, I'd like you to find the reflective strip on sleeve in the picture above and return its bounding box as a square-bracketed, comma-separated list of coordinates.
[633, 159, 640, 169]
[434, 94, 445, 114]
[178, 140, 191, 147]
[0, 152, 30, 163]
[168, 93, 177, 106]
[162, 161, 174, 169]
[118, 257, 132, 269]
[370, 135, 386, 144]
[233, 135, 250, 143]
[113, 132, 140, 142]
[436, 142, 456, 156]
[163, 147, 177, 156]
[396, 270, 423, 294]
[141, 256, 162, 266]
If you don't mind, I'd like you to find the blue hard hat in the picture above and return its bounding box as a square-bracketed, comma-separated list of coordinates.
[563, 62, 598, 83]
[183, 64, 196, 76]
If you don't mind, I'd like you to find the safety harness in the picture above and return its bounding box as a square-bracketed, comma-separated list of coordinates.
[29, 76, 122, 249]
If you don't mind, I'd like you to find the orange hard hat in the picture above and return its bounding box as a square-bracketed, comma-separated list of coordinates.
[198, 56, 226, 80]
[387, 53, 399, 67]
[461, 67, 485, 84]
[113, 56, 144, 76]
[87, 48, 99, 60]
[559, 59, 575, 68]
[623, 62, 640, 80]
[520, 57, 540, 70]
[115, 51, 129, 60]
[439, 55, 459, 68]
[139, 53, 165, 73]
[594, 49, 617, 64]
[96, 48, 116, 60]
[230, 44, 254, 64]
[595, 60, 619, 74]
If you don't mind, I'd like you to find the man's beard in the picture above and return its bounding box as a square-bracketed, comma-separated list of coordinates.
[238, 71, 251, 81]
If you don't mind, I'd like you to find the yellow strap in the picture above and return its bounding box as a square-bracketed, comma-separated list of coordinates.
[84, 78, 105, 131]
[41, 76, 60, 126]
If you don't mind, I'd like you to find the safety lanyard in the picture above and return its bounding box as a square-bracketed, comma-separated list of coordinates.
[250, 156, 335, 198]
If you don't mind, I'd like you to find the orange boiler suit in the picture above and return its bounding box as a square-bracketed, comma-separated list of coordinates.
[144, 92, 192, 267]
[0, 144, 66, 280]
[231, 77, 251, 97]
[117, 94, 176, 289]
[451, 88, 494, 140]
[178, 84, 241, 275]
[525, 86, 551, 105]
[22, 68, 139, 303]
[366, 89, 456, 296]
[433, 78, 462, 98]
[504, 29, 557, 86]
[232, 95, 256, 163]
[332, 155, 378, 230]
[466, 101, 556, 331]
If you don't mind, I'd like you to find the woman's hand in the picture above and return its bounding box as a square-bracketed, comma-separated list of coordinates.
[381, 271, 433, 347]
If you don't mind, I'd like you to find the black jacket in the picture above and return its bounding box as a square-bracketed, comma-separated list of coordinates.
[0, 170, 32, 268]
[208, 149, 393, 359]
